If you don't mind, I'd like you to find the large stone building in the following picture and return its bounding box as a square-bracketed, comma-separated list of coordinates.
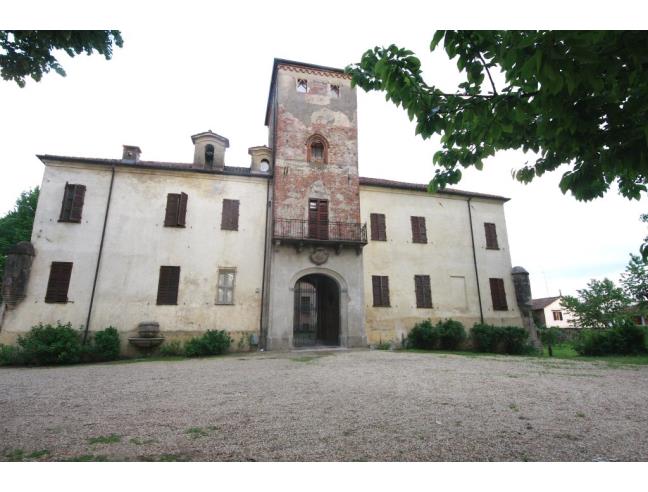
[0, 59, 527, 353]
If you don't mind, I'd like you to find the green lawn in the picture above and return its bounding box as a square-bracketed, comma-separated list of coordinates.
[543, 343, 648, 366]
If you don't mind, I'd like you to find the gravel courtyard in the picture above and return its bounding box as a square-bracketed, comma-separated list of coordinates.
[2, 349, 648, 461]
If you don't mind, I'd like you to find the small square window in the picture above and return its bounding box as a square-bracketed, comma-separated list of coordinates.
[296, 79, 308, 93]
[329, 84, 340, 97]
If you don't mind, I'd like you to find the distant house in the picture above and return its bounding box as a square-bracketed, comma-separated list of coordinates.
[531, 296, 575, 328]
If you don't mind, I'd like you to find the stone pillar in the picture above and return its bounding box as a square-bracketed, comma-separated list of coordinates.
[512, 266, 540, 348]
[1, 241, 35, 310]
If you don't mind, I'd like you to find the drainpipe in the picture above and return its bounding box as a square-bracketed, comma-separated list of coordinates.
[467, 198, 484, 324]
[259, 80, 278, 350]
[83, 163, 116, 344]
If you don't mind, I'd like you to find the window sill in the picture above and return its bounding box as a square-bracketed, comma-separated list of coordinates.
[163, 225, 186, 228]
[486, 247, 500, 250]
[45, 299, 69, 304]
[372, 305, 391, 308]
[58, 219, 81, 223]
[215, 303, 235, 306]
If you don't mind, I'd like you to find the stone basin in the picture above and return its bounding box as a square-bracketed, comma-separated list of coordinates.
[128, 337, 165, 349]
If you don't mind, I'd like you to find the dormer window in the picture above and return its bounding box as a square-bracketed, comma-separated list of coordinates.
[205, 144, 215, 168]
[296, 78, 308, 93]
[329, 84, 340, 97]
[306, 134, 328, 164]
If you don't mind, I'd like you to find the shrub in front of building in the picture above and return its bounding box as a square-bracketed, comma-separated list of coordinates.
[184, 330, 232, 357]
[572, 321, 647, 356]
[0, 323, 122, 366]
[471, 324, 530, 355]
[158, 339, 185, 357]
[406, 319, 466, 351]
[16, 322, 83, 365]
[88, 327, 121, 362]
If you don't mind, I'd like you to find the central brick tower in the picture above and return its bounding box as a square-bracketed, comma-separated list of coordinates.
[263, 59, 367, 350]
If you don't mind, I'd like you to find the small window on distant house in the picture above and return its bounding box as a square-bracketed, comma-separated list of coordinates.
[205, 144, 215, 168]
[414, 275, 433, 308]
[157, 266, 180, 305]
[296, 78, 308, 93]
[370, 213, 387, 241]
[329, 84, 340, 97]
[216, 268, 236, 305]
[552, 310, 563, 321]
[45, 262, 73, 303]
[59, 183, 86, 223]
[221, 199, 240, 231]
[372, 275, 390, 307]
[164, 192, 188, 227]
[411, 216, 427, 243]
[489, 278, 508, 311]
[484, 222, 499, 249]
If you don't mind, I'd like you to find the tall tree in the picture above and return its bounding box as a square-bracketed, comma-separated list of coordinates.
[346, 31, 648, 202]
[561, 278, 632, 329]
[620, 253, 648, 310]
[0, 30, 123, 87]
[0, 188, 39, 296]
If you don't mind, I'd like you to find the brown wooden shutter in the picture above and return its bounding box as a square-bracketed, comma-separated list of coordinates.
[372, 276, 381, 306]
[157, 266, 180, 305]
[164, 193, 180, 226]
[177, 192, 188, 226]
[45, 262, 73, 303]
[411, 216, 427, 243]
[69, 185, 86, 222]
[415, 275, 432, 308]
[489, 278, 508, 311]
[221, 199, 240, 231]
[370, 213, 386, 241]
[485, 223, 499, 249]
[380, 276, 390, 307]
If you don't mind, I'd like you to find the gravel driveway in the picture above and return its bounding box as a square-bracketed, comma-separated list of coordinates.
[2, 349, 647, 461]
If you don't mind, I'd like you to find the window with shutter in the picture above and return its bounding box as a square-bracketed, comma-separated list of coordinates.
[489, 278, 508, 311]
[370, 213, 386, 241]
[157, 266, 180, 305]
[164, 193, 188, 227]
[45, 262, 73, 303]
[411, 216, 427, 243]
[59, 183, 86, 223]
[414, 275, 433, 308]
[221, 199, 240, 231]
[216, 268, 236, 304]
[372, 275, 390, 307]
[484, 223, 499, 250]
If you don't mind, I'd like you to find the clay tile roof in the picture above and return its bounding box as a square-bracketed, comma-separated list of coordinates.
[531, 296, 561, 310]
[358, 177, 509, 202]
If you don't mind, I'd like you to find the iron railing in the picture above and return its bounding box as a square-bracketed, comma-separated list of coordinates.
[273, 218, 367, 244]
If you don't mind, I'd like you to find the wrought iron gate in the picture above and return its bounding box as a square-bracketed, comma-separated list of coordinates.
[294, 280, 318, 347]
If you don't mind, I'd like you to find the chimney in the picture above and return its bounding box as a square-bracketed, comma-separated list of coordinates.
[122, 145, 141, 163]
[191, 130, 229, 171]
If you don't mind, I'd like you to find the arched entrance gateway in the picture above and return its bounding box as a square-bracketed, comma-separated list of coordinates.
[293, 274, 340, 347]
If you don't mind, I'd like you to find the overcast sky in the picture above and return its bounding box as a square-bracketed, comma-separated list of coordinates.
[2, 1, 646, 299]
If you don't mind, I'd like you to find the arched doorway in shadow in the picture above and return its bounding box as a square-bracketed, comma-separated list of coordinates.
[293, 274, 340, 347]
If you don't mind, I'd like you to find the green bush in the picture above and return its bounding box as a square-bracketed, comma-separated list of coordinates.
[89, 327, 121, 361]
[471, 324, 530, 355]
[159, 339, 184, 356]
[573, 321, 647, 356]
[406, 320, 438, 350]
[184, 330, 232, 357]
[406, 319, 466, 350]
[436, 319, 467, 350]
[0, 344, 24, 366]
[17, 322, 83, 365]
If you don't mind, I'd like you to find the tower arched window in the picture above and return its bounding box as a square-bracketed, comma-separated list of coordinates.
[306, 134, 328, 164]
[205, 144, 215, 168]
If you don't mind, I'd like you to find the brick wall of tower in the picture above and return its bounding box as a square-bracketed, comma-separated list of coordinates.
[271, 64, 360, 224]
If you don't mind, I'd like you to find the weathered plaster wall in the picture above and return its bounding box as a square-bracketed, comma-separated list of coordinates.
[360, 185, 523, 344]
[265, 247, 365, 350]
[0, 161, 268, 352]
